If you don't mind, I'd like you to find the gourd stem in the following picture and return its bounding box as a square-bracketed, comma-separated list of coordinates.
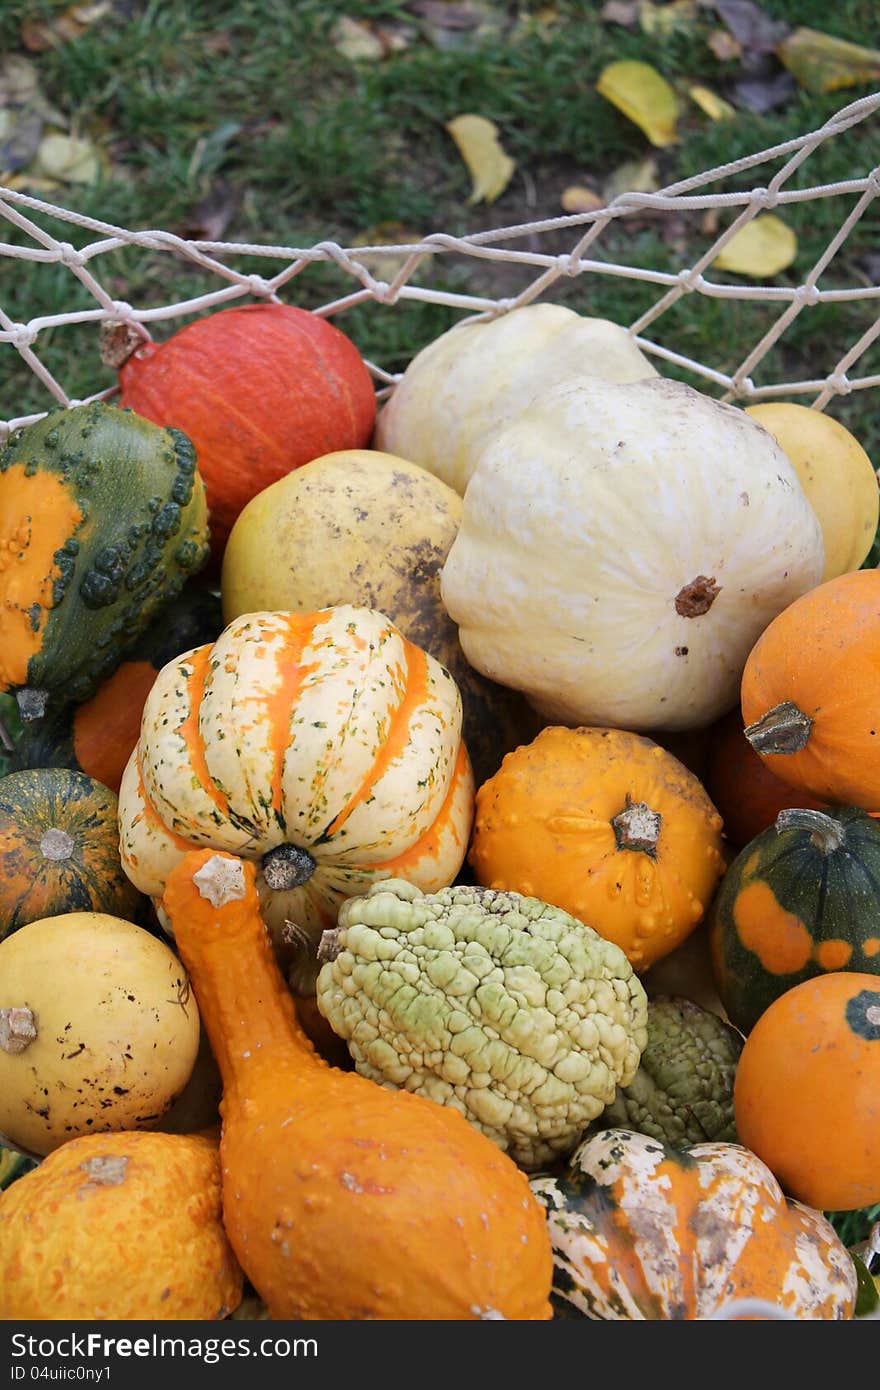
[774, 808, 844, 853]
[15, 688, 49, 723]
[0, 1007, 36, 1054]
[744, 701, 813, 755]
[612, 798, 661, 855]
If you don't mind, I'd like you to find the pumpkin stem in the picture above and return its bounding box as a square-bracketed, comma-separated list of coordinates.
[40, 827, 75, 862]
[261, 843, 316, 891]
[674, 575, 721, 617]
[743, 701, 813, 755]
[98, 319, 151, 370]
[0, 1006, 37, 1054]
[612, 797, 661, 855]
[317, 927, 342, 964]
[774, 807, 844, 853]
[15, 688, 49, 722]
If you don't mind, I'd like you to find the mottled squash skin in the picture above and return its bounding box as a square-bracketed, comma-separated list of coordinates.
[0, 767, 144, 939]
[0, 402, 209, 715]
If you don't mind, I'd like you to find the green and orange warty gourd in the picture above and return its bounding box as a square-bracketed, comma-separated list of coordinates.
[0, 402, 209, 719]
[118, 605, 474, 995]
[531, 1127, 857, 1319]
[469, 726, 726, 971]
[161, 848, 554, 1321]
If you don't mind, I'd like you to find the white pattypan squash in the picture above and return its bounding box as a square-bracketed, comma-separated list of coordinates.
[440, 376, 825, 733]
[374, 303, 658, 495]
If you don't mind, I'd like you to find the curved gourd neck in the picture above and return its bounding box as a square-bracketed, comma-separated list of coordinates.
[774, 807, 844, 852]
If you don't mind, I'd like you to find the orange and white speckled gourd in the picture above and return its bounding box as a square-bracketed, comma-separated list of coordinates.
[117, 605, 474, 993]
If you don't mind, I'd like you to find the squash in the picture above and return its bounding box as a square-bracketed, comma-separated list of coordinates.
[0, 766, 144, 938]
[374, 303, 658, 494]
[118, 605, 474, 996]
[705, 705, 826, 849]
[440, 376, 824, 732]
[220, 448, 541, 788]
[0, 910, 201, 1154]
[117, 302, 377, 562]
[468, 725, 726, 971]
[160, 847, 555, 1321]
[0, 402, 210, 717]
[741, 568, 880, 809]
[9, 580, 223, 793]
[0, 1129, 242, 1319]
[709, 805, 880, 1034]
[744, 402, 879, 582]
[733, 971, 880, 1212]
[531, 1127, 856, 1319]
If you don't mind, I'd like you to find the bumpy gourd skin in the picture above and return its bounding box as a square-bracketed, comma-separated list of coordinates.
[593, 995, 744, 1146]
[316, 878, 648, 1170]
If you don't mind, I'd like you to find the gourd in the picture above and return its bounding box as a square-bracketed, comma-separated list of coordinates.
[9, 580, 223, 793]
[468, 725, 726, 971]
[116, 302, 377, 560]
[315, 877, 648, 1171]
[0, 1129, 242, 1320]
[0, 402, 210, 719]
[744, 402, 879, 582]
[117, 605, 474, 996]
[440, 376, 824, 732]
[0, 766, 144, 939]
[531, 1127, 856, 1319]
[160, 848, 555, 1321]
[220, 448, 540, 788]
[710, 805, 880, 1034]
[705, 705, 826, 849]
[733, 971, 880, 1212]
[374, 303, 659, 494]
[741, 568, 880, 809]
[0, 911, 201, 1154]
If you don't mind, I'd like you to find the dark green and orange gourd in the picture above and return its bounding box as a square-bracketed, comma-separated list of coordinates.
[8, 581, 223, 794]
[0, 766, 145, 940]
[0, 402, 210, 721]
[709, 805, 880, 1034]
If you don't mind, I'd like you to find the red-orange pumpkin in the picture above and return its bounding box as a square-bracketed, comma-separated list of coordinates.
[705, 707, 827, 849]
[118, 303, 377, 562]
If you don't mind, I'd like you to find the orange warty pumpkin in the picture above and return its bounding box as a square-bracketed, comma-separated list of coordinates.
[468, 726, 726, 971]
[161, 848, 554, 1321]
[733, 971, 880, 1212]
[740, 568, 880, 810]
[118, 302, 377, 561]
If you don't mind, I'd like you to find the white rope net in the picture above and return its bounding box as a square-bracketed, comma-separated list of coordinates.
[1, 88, 879, 442]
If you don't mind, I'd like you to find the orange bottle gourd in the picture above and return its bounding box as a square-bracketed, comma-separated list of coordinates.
[161, 848, 554, 1321]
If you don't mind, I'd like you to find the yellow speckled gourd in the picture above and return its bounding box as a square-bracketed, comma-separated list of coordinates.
[469, 726, 726, 971]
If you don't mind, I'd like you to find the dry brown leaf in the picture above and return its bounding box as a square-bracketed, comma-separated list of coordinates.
[560, 185, 604, 214]
[777, 26, 880, 94]
[331, 16, 387, 61]
[712, 214, 797, 278]
[601, 0, 639, 25]
[20, 1, 112, 51]
[707, 26, 742, 60]
[689, 84, 736, 120]
[639, 0, 697, 38]
[712, 0, 789, 52]
[596, 60, 679, 147]
[445, 113, 515, 204]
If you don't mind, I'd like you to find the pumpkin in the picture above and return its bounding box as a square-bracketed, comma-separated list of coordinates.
[9, 580, 223, 793]
[160, 848, 554, 1320]
[531, 1127, 856, 1319]
[741, 568, 880, 809]
[744, 402, 879, 582]
[117, 605, 474, 996]
[117, 302, 377, 561]
[220, 448, 540, 788]
[0, 767, 145, 939]
[440, 376, 824, 732]
[0, 1129, 242, 1320]
[709, 805, 880, 1034]
[733, 972, 880, 1212]
[0, 402, 210, 718]
[468, 725, 726, 971]
[0, 910, 201, 1154]
[374, 303, 659, 494]
[705, 705, 827, 849]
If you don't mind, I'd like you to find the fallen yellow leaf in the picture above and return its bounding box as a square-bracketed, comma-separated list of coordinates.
[712, 214, 798, 278]
[33, 132, 101, 183]
[639, 0, 697, 38]
[777, 26, 880, 94]
[445, 113, 515, 204]
[689, 84, 736, 120]
[596, 60, 679, 147]
[602, 156, 659, 202]
[560, 185, 604, 213]
[330, 16, 387, 62]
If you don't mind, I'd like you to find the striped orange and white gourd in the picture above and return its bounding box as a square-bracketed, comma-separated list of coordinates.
[117, 605, 474, 994]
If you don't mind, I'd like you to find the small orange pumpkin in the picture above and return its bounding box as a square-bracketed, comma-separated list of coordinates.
[733, 971, 880, 1212]
[468, 726, 726, 971]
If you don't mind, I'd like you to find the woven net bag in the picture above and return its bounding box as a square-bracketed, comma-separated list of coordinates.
[1, 89, 879, 441]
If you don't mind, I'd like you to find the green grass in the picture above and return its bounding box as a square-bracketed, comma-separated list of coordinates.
[1, 0, 879, 462]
